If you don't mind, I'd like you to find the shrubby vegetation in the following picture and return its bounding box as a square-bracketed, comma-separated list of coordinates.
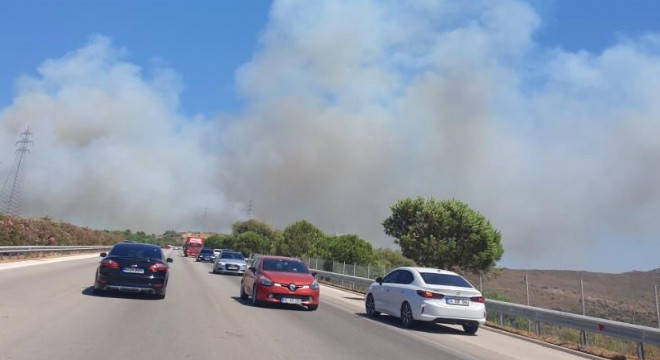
[1, 196, 503, 273]
[0, 214, 123, 245]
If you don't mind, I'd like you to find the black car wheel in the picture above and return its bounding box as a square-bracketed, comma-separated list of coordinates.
[400, 302, 415, 329]
[308, 304, 318, 311]
[365, 294, 380, 317]
[240, 281, 248, 300]
[463, 322, 479, 335]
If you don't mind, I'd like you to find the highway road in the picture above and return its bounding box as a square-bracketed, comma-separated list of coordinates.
[0, 252, 596, 360]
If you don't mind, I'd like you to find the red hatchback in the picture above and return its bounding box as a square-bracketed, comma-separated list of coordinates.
[240, 256, 320, 311]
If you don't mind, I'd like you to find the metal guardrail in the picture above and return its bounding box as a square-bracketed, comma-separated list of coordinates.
[310, 267, 660, 359]
[0, 245, 110, 255]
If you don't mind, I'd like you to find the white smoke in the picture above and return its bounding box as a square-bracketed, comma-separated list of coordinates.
[2, 1, 660, 271]
[0, 36, 239, 233]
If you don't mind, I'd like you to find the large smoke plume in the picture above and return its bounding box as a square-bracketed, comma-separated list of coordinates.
[2, 1, 659, 271]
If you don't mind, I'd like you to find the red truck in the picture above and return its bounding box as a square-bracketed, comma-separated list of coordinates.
[183, 236, 204, 257]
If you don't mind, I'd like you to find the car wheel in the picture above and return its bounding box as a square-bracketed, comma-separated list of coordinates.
[92, 287, 103, 296]
[240, 281, 249, 300]
[308, 304, 318, 311]
[251, 286, 260, 307]
[400, 302, 415, 329]
[463, 322, 479, 335]
[365, 294, 380, 318]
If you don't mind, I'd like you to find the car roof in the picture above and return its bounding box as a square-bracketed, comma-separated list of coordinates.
[393, 267, 462, 276]
[112, 242, 161, 250]
[258, 255, 301, 262]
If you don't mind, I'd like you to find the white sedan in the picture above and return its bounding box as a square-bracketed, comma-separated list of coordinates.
[365, 267, 486, 334]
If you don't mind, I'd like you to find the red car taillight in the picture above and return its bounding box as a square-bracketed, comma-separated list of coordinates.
[148, 262, 168, 273]
[417, 290, 445, 299]
[470, 296, 485, 303]
[100, 259, 119, 269]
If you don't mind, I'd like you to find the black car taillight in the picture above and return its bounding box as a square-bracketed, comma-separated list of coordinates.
[100, 259, 119, 269]
[417, 290, 445, 299]
[148, 262, 168, 273]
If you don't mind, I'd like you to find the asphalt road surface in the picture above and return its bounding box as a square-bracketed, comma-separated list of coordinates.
[0, 252, 595, 360]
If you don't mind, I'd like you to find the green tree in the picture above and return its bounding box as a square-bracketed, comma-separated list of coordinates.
[236, 231, 269, 257]
[325, 234, 375, 264]
[373, 248, 416, 268]
[232, 219, 276, 241]
[279, 220, 325, 257]
[161, 230, 182, 245]
[382, 197, 503, 273]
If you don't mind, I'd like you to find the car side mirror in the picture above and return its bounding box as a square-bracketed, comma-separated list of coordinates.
[375, 276, 383, 284]
[249, 266, 256, 273]
[100, 252, 107, 257]
[166, 258, 173, 263]
[311, 272, 318, 278]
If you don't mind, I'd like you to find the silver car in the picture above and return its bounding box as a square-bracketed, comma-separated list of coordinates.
[212, 251, 247, 275]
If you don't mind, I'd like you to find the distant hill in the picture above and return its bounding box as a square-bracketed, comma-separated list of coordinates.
[465, 268, 660, 327]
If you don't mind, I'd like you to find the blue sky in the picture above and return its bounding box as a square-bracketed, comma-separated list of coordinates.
[1, 1, 660, 273]
[2, 0, 658, 117]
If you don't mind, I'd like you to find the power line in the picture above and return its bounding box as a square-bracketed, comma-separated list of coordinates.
[0, 128, 33, 216]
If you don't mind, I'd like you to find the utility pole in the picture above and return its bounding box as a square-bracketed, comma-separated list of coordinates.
[247, 199, 253, 219]
[0, 129, 33, 216]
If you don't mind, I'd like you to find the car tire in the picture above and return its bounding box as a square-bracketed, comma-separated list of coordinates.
[251, 286, 260, 307]
[308, 304, 318, 311]
[240, 282, 248, 301]
[365, 294, 380, 318]
[463, 322, 479, 335]
[92, 287, 103, 296]
[400, 302, 415, 329]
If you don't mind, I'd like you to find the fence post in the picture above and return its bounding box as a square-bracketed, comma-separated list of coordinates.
[315, 258, 319, 269]
[479, 271, 483, 292]
[579, 278, 587, 348]
[637, 342, 645, 360]
[367, 264, 370, 280]
[353, 263, 356, 277]
[342, 261, 346, 275]
[654, 284, 659, 329]
[525, 274, 531, 332]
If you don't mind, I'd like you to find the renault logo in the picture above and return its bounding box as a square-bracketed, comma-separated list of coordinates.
[288, 283, 297, 292]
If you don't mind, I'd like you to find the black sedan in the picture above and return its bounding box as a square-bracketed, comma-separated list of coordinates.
[196, 248, 215, 262]
[93, 241, 173, 299]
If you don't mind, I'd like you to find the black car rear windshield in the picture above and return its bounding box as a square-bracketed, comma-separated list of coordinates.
[262, 259, 308, 273]
[109, 244, 163, 260]
[420, 273, 473, 288]
[220, 252, 244, 260]
[200, 249, 213, 254]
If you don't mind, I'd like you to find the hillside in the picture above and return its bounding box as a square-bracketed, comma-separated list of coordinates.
[0, 215, 123, 246]
[465, 268, 660, 328]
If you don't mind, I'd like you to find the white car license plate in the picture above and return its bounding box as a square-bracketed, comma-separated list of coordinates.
[446, 297, 469, 306]
[122, 267, 144, 274]
[281, 297, 302, 304]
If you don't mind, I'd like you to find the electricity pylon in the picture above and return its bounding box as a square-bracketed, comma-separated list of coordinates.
[0, 129, 33, 216]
